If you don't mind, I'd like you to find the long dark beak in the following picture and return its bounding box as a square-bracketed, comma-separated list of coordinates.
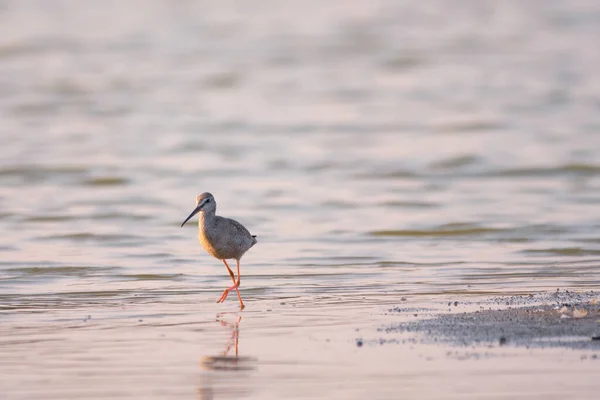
[181, 204, 202, 227]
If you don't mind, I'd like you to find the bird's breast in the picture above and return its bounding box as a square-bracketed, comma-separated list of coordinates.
[198, 228, 222, 258]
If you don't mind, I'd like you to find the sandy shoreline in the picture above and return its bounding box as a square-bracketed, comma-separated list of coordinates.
[366, 290, 600, 353]
[1, 289, 600, 399]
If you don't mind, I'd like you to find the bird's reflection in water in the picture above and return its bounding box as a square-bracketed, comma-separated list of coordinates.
[198, 313, 257, 400]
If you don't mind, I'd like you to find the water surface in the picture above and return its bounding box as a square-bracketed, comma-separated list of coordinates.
[1, 1, 600, 398]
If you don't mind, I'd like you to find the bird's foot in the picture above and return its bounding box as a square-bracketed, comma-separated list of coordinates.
[217, 282, 240, 304]
[217, 289, 229, 303]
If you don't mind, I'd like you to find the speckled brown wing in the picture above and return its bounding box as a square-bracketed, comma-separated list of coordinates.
[210, 216, 257, 260]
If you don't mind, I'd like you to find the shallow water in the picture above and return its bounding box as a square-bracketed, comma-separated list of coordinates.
[1, 1, 600, 398]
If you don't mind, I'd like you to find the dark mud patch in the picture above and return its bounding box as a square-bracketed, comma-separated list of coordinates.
[380, 291, 600, 351]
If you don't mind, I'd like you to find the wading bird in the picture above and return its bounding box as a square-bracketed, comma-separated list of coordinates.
[181, 192, 257, 309]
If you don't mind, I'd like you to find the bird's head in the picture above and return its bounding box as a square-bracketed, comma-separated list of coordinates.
[181, 192, 216, 227]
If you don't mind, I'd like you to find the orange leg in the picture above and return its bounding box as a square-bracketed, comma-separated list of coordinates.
[218, 260, 239, 302]
[222, 260, 237, 286]
[234, 259, 244, 310]
[217, 260, 245, 310]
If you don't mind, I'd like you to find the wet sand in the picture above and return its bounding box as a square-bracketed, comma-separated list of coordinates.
[379, 290, 600, 351]
[2, 290, 600, 399]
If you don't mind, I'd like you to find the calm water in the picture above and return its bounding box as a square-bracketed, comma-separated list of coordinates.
[1, 1, 600, 399]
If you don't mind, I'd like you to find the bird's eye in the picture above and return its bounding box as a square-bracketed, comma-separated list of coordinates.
[206, 199, 211, 203]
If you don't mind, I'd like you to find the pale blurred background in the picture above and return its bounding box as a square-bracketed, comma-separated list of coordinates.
[1, 1, 599, 399]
